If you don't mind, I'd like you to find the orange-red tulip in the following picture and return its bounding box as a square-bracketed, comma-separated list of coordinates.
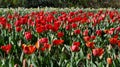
[109, 37, 117, 45]
[86, 41, 94, 48]
[22, 44, 36, 54]
[118, 40, 120, 47]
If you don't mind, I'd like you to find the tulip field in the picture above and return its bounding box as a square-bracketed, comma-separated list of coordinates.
[0, 8, 120, 67]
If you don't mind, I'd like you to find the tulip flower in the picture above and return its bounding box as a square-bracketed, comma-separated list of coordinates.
[73, 42, 80, 46]
[71, 23, 77, 28]
[0, 44, 12, 54]
[39, 38, 48, 44]
[96, 30, 102, 36]
[24, 32, 32, 40]
[70, 45, 79, 52]
[16, 26, 22, 32]
[84, 36, 90, 42]
[57, 32, 64, 38]
[86, 41, 94, 48]
[22, 44, 36, 54]
[109, 37, 118, 45]
[74, 29, 81, 34]
[92, 48, 104, 57]
[118, 40, 120, 47]
[53, 39, 64, 45]
[83, 30, 89, 36]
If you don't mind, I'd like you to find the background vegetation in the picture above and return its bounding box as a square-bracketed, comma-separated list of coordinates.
[0, 0, 120, 8]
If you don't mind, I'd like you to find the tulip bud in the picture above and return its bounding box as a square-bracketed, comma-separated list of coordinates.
[14, 64, 18, 67]
[30, 64, 33, 67]
[23, 59, 28, 67]
[107, 57, 112, 65]
[87, 53, 91, 60]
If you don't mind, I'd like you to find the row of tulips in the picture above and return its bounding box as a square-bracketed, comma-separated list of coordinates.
[0, 8, 120, 67]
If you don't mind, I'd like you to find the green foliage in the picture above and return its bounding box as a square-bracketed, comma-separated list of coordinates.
[0, 0, 120, 8]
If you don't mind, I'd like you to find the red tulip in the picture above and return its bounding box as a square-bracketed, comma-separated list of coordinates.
[24, 32, 32, 40]
[57, 32, 64, 38]
[65, 24, 71, 30]
[115, 33, 118, 37]
[16, 27, 22, 32]
[36, 25, 45, 33]
[45, 24, 53, 30]
[35, 38, 50, 49]
[108, 28, 115, 35]
[81, 17, 88, 23]
[110, 28, 115, 31]
[90, 35, 96, 40]
[1, 44, 12, 54]
[116, 26, 120, 32]
[52, 25, 59, 32]
[15, 20, 21, 27]
[5, 23, 12, 30]
[43, 43, 51, 49]
[8, 14, 13, 19]
[84, 36, 90, 42]
[92, 48, 104, 56]
[73, 42, 80, 46]
[54, 21, 61, 27]
[40, 47, 46, 52]
[74, 29, 81, 34]
[39, 38, 48, 44]
[70, 45, 79, 52]
[69, 12, 74, 16]
[96, 30, 102, 36]
[53, 39, 64, 45]
[83, 30, 89, 36]
[71, 23, 77, 28]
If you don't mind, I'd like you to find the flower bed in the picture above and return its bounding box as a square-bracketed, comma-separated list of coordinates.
[0, 8, 120, 67]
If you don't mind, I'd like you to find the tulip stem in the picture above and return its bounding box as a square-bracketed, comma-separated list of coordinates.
[71, 52, 74, 67]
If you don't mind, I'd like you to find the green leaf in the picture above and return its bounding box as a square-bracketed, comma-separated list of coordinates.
[92, 63, 97, 67]
[0, 35, 4, 45]
[20, 52, 24, 62]
[66, 62, 71, 67]
[50, 60, 53, 67]
[98, 62, 104, 67]
[79, 49, 84, 59]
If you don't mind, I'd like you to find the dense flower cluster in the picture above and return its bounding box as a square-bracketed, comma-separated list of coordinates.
[0, 9, 120, 66]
